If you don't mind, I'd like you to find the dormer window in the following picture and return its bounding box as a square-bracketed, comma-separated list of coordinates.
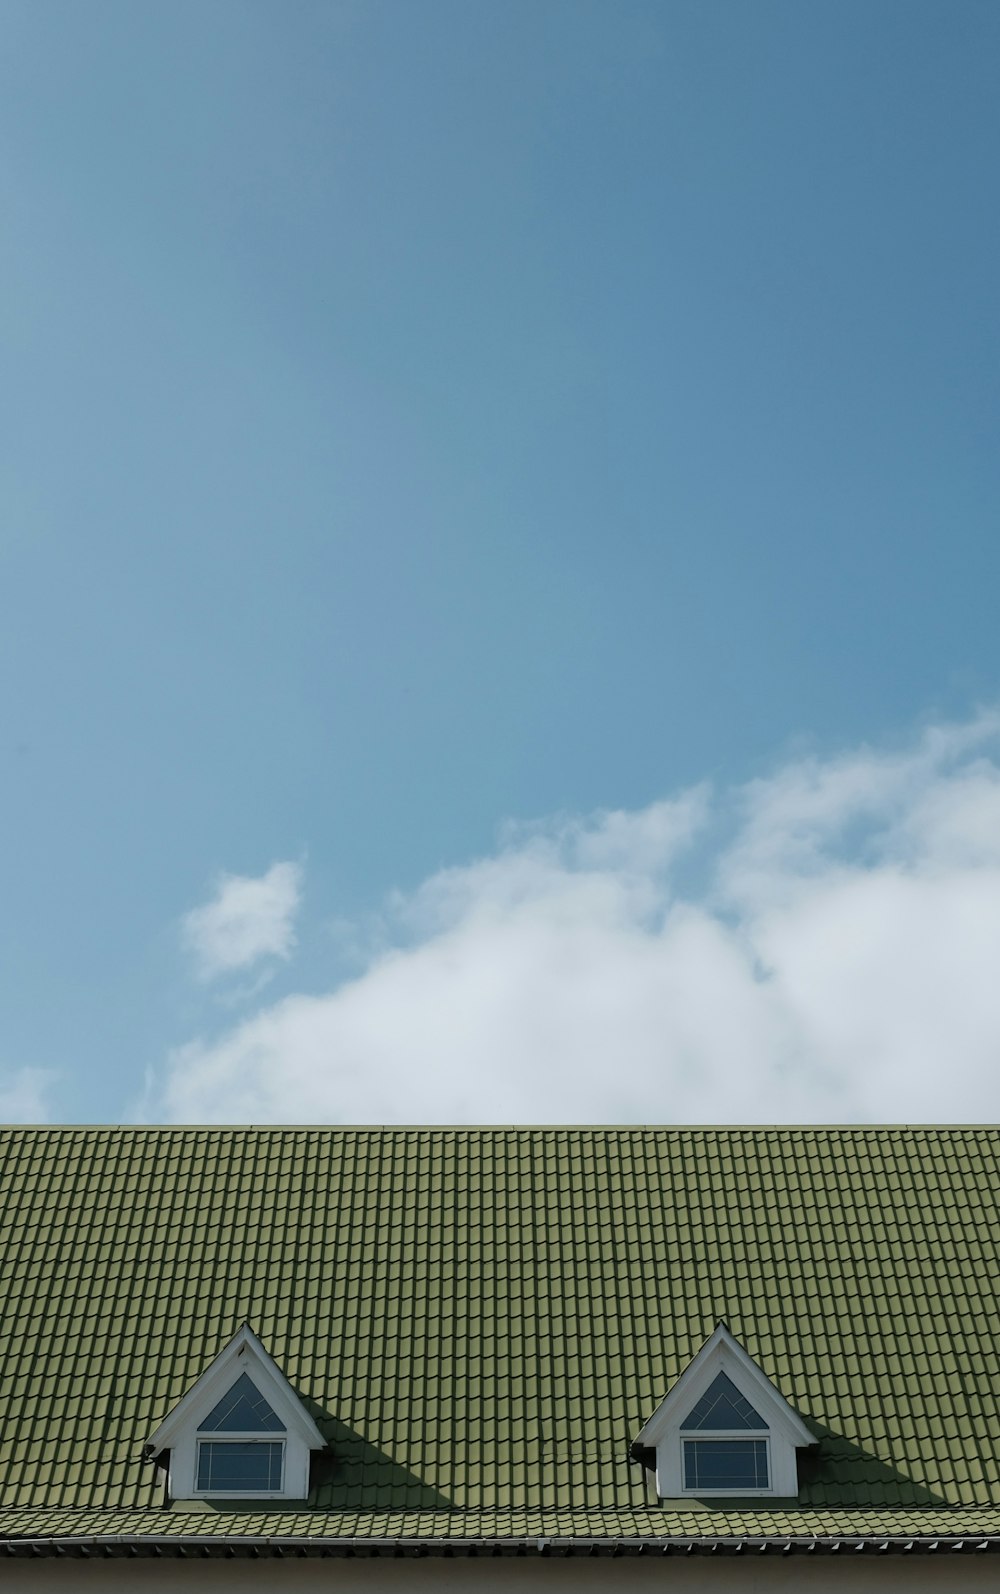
[634, 1323, 813, 1500]
[146, 1325, 326, 1502]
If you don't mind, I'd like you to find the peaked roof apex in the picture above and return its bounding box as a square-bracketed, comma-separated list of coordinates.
[146, 1323, 325, 1454]
[636, 1323, 814, 1449]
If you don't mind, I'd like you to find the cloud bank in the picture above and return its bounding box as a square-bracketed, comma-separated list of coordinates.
[182, 862, 302, 981]
[0, 1068, 56, 1123]
[158, 712, 1000, 1124]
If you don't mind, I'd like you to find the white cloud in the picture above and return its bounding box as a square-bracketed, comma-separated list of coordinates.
[156, 712, 1000, 1124]
[0, 1067, 55, 1122]
[182, 861, 302, 981]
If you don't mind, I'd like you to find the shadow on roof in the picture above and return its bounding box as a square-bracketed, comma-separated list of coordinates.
[304, 1395, 455, 1511]
[796, 1421, 952, 1509]
[184, 1383, 456, 1514]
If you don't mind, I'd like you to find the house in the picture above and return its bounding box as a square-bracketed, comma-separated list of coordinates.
[1, 1124, 999, 1590]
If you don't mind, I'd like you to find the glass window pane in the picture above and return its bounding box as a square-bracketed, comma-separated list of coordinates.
[681, 1371, 766, 1430]
[197, 1441, 284, 1493]
[683, 1439, 768, 1491]
[200, 1373, 285, 1433]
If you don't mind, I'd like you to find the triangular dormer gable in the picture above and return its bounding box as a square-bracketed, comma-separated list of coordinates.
[146, 1324, 325, 1501]
[635, 1323, 813, 1499]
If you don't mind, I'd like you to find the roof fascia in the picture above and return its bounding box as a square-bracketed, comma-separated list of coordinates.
[636, 1323, 813, 1448]
[146, 1324, 325, 1452]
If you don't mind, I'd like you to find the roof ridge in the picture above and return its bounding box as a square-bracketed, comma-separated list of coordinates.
[2, 1123, 999, 1134]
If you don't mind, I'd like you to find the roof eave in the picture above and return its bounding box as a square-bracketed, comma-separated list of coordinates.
[4, 1534, 1000, 1560]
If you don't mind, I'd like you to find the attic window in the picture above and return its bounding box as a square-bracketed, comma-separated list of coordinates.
[201, 1373, 284, 1433]
[682, 1371, 765, 1431]
[197, 1440, 284, 1493]
[683, 1437, 769, 1491]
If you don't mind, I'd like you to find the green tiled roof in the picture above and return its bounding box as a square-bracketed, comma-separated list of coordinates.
[1, 1125, 999, 1543]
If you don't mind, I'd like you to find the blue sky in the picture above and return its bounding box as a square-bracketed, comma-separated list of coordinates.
[2, 1, 999, 1124]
